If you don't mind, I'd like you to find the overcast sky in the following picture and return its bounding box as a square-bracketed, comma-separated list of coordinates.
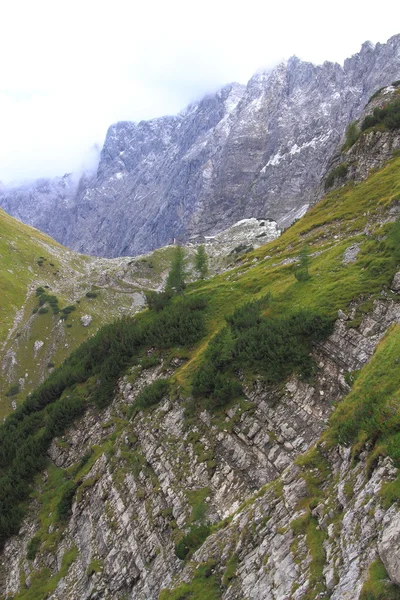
[0, 0, 399, 185]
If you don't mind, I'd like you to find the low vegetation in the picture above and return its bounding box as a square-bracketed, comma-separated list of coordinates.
[362, 98, 400, 132]
[360, 559, 400, 599]
[159, 560, 221, 599]
[192, 296, 333, 408]
[0, 295, 207, 549]
[324, 163, 349, 190]
[175, 524, 212, 560]
[135, 379, 169, 409]
[342, 120, 360, 151]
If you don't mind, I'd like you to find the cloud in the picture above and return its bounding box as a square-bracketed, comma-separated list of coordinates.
[0, 0, 399, 183]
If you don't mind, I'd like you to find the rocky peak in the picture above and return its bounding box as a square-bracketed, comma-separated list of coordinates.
[1, 35, 400, 257]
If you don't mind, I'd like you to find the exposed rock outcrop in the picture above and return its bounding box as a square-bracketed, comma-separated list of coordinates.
[316, 83, 400, 199]
[1, 294, 399, 599]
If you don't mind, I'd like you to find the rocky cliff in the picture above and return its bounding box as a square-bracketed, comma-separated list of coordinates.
[1, 291, 400, 600]
[315, 82, 400, 199]
[1, 35, 400, 257]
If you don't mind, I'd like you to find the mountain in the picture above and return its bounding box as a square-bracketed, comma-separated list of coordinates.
[0, 105, 400, 598]
[0, 206, 173, 417]
[1, 35, 400, 257]
[0, 207, 279, 418]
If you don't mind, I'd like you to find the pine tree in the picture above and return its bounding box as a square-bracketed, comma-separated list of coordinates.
[294, 245, 311, 282]
[194, 244, 208, 279]
[165, 246, 186, 295]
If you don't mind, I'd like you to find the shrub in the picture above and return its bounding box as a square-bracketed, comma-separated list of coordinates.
[361, 99, 400, 132]
[324, 164, 348, 190]
[175, 524, 211, 560]
[165, 246, 186, 295]
[193, 301, 333, 407]
[0, 295, 207, 549]
[56, 481, 77, 522]
[230, 243, 253, 255]
[140, 355, 160, 369]
[27, 535, 41, 560]
[294, 245, 311, 282]
[38, 307, 49, 314]
[5, 384, 19, 397]
[194, 245, 208, 279]
[85, 292, 98, 299]
[136, 379, 169, 409]
[61, 305, 76, 315]
[145, 290, 171, 311]
[342, 121, 360, 151]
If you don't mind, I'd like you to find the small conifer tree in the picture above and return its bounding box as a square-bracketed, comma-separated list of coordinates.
[194, 244, 208, 279]
[165, 245, 186, 295]
[294, 245, 311, 282]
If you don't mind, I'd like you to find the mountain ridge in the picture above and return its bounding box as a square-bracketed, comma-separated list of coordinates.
[1, 35, 400, 257]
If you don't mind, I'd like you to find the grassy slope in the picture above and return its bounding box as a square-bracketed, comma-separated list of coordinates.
[0, 208, 176, 417]
[176, 156, 400, 387]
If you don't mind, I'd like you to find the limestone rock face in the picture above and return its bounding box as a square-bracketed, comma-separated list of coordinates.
[379, 512, 400, 585]
[315, 83, 400, 200]
[2, 36, 400, 257]
[1, 299, 400, 599]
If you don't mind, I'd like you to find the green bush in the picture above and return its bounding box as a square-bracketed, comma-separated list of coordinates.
[136, 379, 169, 409]
[56, 481, 77, 522]
[194, 245, 209, 279]
[193, 300, 333, 407]
[145, 290, 171, 311]
[324, 164, 349, 190]
[165, 246, 186, 295]
[27, 535, 41, 560]
[5, 384, 19, 397]
[140, 355, 160, 369]
[175, 524, 211, 560]
[342, 121, 360, 151]
[294, 245, 311, 282]
[0, 293, 207, 549]
[361, 99, 400, 132]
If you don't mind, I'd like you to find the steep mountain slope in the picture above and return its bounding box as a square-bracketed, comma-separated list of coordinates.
[0, 208, 279, 418]
[0, 207, 177, 417]
[1, 35, 400, 257]
[316, 81, 400, 199]
[1, 145, 399, 599]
